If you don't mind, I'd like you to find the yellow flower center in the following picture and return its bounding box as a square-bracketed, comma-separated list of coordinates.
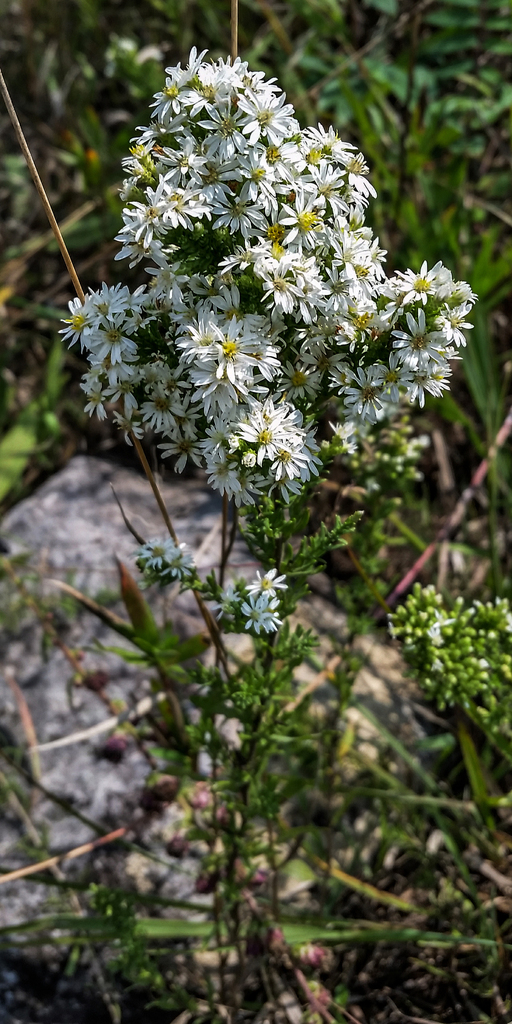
[291, 370, 307, 387]
[296, 211, 319, 232]
[257, 110, 274, 127]
[414, 277, 430, 292]
[267, 223, 285, 243]
[222, 341, 238, 359]
[258, 428, 273, 444]
[352, 313, 371, 329]
[69, 313, 86, 331]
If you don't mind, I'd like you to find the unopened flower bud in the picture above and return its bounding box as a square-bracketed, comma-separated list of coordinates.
[102, 734, 128, 762]
[195, 870, 220, 894]
[299, 943, 327, 970]
[83, 670, 109, 692]
[165, 834, 190, 858]
[189, 781, 212, 810]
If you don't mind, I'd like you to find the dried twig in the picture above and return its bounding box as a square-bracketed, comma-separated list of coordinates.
[385, 404, 512, 609]
[231, 0, 239, 60]
[33, 694, 155, 753]
[283, 655, 341, 713]
[0, 67, 85, 302]
[0, 827, 126, 885]
[3, 666, 40, 782]
[130, 434, 230, 674]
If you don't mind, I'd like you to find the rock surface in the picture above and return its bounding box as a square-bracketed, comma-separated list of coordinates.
[0, 455, 426, 974]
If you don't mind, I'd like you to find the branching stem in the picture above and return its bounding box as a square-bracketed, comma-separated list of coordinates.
[130, 434, 230, 675]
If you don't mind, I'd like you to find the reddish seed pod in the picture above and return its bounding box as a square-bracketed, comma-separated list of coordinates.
[195, 870, 220, 894]
[250, 868, 268, 887]
[299, 943, 327, 970]
[165, 834, 190, 858]
[102, 734, 128, 762]
[140, 774, 180, 812]
[189, 781, 212, 810]
[83, 670, 109, 692]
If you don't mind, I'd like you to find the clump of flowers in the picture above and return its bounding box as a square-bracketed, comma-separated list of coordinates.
[135, 536, 195, 584]
[62, 48, 475, 513]
[390, 584, 512, 729]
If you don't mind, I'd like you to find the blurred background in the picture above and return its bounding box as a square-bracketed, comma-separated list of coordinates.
[1, 0, 512, 602]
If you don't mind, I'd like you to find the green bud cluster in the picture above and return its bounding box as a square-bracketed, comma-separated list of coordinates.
[391, 584, 512, 728]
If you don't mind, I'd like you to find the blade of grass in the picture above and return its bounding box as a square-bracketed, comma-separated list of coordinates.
[312, 855, 429, 915]
[458, 723, 494, 829]
[350, 699, 439, 793]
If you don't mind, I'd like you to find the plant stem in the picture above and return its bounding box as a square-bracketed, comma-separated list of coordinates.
[220, 492, 229, 589]
[231, 0, 238, 60]
[0, 67, 85, 303]
[1, 557, 85, 678]
[346, 545, 391, 614]
[130, 434, 230, 674]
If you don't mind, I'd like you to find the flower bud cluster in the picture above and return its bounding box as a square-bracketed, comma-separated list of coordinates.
[135, 536, 195, 584]
[63, 48, 476, 505]
[390, 584, 512, 725]
[214, 568, 288, 635]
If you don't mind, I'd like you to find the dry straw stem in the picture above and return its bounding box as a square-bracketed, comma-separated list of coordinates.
[386, 402, 512, 608]
[0, 66, 85, 303]
[0, 57, 228, 676]
[231, 0, 239, 61]
[284, 655, 341, 713]
[0, 827, 126, 886]
[3, 667, 40, 783]
[1, 557, 85, 679]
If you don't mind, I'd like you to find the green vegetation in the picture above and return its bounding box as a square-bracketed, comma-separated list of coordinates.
[2, 2, 512, 1021]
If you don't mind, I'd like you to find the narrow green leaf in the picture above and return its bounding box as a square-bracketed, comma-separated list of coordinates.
[117, 559, 160, 645]
[458, 723, 494, 828]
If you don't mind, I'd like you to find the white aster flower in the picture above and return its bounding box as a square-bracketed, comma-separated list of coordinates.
[343, 365, 386, 424]
[392, 308, 446, 368]
[247, 568, 288, 598]
[136, 537, 194, 579]
[240, 591, 283, 634]
[394, 260, 444, 306]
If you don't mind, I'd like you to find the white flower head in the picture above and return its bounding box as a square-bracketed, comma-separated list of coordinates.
[240, 591, 283, 634]
[247, 568, 288, 598]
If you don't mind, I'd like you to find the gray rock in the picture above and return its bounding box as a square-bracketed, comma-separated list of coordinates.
[0, 454, 425, 933]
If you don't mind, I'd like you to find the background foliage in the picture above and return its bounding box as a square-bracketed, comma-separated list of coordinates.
[2, 2, 512, 1021]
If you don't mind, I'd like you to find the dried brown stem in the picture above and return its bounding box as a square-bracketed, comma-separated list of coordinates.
[0, 66, 85, 303]
[0, 828, 126, 885]
[385, 403, 512, 609]
[231, 0, 239, 60]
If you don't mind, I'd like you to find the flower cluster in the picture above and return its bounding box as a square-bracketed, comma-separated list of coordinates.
[63, 48, 476, 505]
[135, 536, 194, 584]
[390, 584, 512, 727]
[214, 568, 288, 635]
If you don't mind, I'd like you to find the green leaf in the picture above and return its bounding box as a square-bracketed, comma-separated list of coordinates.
[117, 559, 160, 645]
[51, 580, 136, 640]
[282, 859, 316, 883]
[0, 402, 39, 504]
[458, 722, 494, 828]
